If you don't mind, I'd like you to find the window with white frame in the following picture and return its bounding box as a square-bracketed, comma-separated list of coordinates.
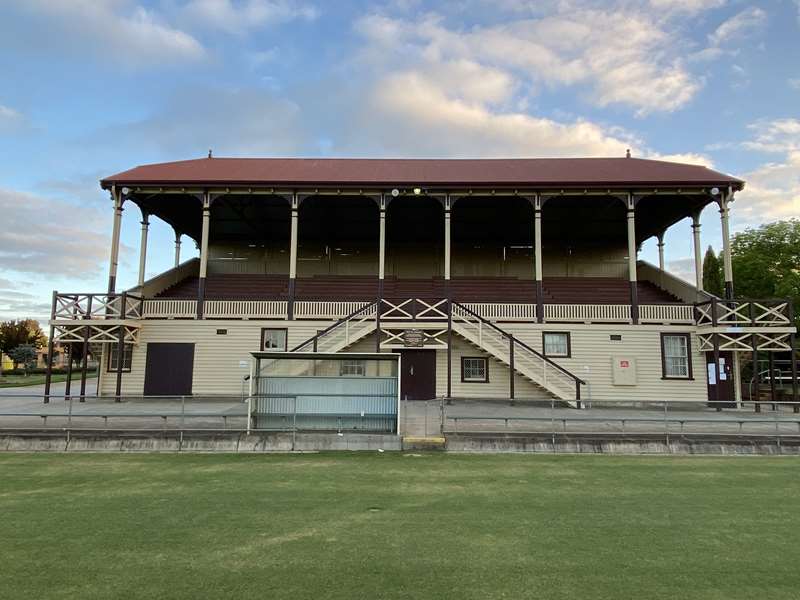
[662, 334, 691, 379]
[461, 357, 488, 383]
[106, 345, 132, 372]
[261, 328, 287, 352]
[543, 332, 570, 357]
[340, 359, 366, 376]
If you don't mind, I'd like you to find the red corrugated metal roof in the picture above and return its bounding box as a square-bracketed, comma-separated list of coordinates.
[100, 157, 744, 189]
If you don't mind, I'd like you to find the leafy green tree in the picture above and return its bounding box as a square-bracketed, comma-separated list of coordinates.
[8, 344, 37, 374]
[0, 320, 46, 375]
[731, 219, 800, 326]
[0, 319, 46, 354]
[702, 246, 723, 297]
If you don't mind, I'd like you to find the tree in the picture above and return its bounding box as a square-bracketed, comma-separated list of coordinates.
[731, 220, 800, 326]
[0, 319, 46, 355]
[8, 344, 37, 374]
[702, 246, 723, 297]
[0, 319, 46, 376]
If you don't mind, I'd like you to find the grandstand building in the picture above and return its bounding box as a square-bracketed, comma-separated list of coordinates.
[46, 156, 797, 406]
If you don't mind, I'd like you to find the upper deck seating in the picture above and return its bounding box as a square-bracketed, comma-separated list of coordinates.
[155, 274, 681, 304]
[155, 274, 290, 299]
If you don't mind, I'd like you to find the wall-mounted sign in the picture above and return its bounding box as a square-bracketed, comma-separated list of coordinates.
[402, 329, 425, 347]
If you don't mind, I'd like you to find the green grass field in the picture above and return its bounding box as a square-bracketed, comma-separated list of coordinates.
[0, 373, 97, 388]
[1, 453, 798, 599]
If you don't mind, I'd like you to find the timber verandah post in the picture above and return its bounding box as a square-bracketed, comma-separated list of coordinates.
[718, 187, 735, 300]
[287, 192, 300, 320]
[691, 212, 703, 292]
[79, 294, 92, 402]
[43, 290, 57, 403]
[788, 301, 799, 413]
[197, 192, 212, 319]
[376, 193, 387, 353]
[533, 194, 544, 324]
[711, 297, 721, 410]
[107, 185, 124, 294]
[626, 193, 639, 325]
[137, 210, 150, 287]
[115, 291, 127, 401]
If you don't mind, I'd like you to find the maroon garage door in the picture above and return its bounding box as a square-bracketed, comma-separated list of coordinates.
[143, 343, 195, 397]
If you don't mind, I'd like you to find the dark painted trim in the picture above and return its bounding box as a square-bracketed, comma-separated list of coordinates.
[460, 356, 489, 383]
[542, 331, 571, 358]
[287, 278, 296, 320]
[724, 280, 734, 300]
[659, 332, 693, 381]
[536, 280, 544, 323]
[197, 277, 206, 318]
[629, 280, 639, 324]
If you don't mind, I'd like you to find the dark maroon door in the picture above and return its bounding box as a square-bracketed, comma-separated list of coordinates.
[706, 351, 735, 407]
[397, 350, 436, 400]
[143, 343, 195, 396]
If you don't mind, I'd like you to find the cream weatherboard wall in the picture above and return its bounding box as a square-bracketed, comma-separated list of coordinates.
[100, 320, 709, 403]
[98, 319, 337, 396]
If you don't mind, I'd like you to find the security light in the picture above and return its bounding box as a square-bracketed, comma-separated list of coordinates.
[413, 187, 422, 195]
[390, 188, 400, 197]
[710, 187, 720, 196]
[121, 187, 130, 195]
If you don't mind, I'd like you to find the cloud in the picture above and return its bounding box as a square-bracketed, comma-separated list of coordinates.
[0, 287, 53, 322]
[101, 86, 311, 156]
[666, 257, 697, 283]
[649, 0, 726, 14]
[5, 0, 205, 67]
[707, 7, 766, 47]
[354, 8, 703, 116]
[733, 119, 800, 226]
[0, 104, 25, 134]
[0, 187, 111, 279]
[182, 0, 318, 34]
[743, 119, 800, 153]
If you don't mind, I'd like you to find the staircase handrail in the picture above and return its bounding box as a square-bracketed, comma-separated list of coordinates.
[291, 300, 378, 352]
[451, 301, 586, 386]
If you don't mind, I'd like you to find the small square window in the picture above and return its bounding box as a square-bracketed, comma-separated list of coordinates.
[106, 345, 132, 372]
[461, 357, 489, 383]
[543, 332, 571, 357]
[340, 359, 366, 376]
[261, 328, 287, 352]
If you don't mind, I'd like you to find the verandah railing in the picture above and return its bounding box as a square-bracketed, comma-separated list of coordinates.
[52, 294, 781, 327]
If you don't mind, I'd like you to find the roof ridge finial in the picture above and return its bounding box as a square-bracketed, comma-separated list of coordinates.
[208, 149, 213, 159]
[626, 148, 631, 158]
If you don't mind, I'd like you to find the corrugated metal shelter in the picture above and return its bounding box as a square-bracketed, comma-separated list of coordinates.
[251, 352, 400, 432]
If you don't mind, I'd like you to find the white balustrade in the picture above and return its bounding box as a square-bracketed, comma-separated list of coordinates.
[142, 299, 198, 319]
[544, 304, 631, 323]
[204, 300, 287, 319]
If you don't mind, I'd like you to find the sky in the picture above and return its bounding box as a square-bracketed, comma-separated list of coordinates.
[0, 0, 798, 321]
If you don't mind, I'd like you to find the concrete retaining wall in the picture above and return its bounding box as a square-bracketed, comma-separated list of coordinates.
[0, 432, 402, 453]
[445, 434, 800, 455]
[2, 432, 799, 454]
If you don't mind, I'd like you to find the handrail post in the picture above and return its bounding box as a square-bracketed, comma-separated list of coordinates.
[508, 334, 515, 404]
[447, 299, 452, 403]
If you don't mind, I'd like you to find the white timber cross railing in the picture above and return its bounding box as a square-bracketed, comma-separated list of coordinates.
[450, 302, 585, 403]
[53, 293, 143, 320]
[695, 298, 793, 328]
[292, 301, 379, 353]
